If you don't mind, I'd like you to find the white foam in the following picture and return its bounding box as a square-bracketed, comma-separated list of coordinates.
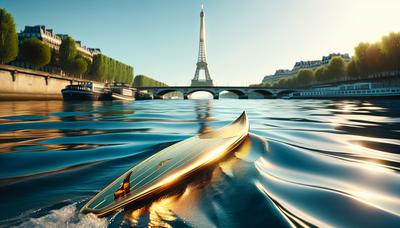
[18, 204, 108, 228]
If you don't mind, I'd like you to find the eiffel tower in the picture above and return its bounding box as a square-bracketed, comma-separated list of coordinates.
[191, 5, 214, 87]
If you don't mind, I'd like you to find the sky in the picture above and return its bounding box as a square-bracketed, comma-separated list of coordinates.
[2, 0, 400, 86]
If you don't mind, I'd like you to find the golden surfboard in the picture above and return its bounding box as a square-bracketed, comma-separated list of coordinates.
[80, 111, 249, 217]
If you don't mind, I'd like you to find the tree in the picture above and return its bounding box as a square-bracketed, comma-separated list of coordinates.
[366, 43, 384, 73]
[315, 66, 328, 83]
[354, 42, 370, 77]
[70, 56, 88, 77]
[49, 49, 59, 68]
[346, 59, 359, 79]
[296, 69, 314, 87]
[133, 75, 167, 87]
[327, 56, 346, 81]
[20, 38, 51, 67]
[381, 32, 400, 71]
[263, 82, 271, 87]
[275, 78, 288, 88]
[59, 36, 77, 74]
[0, 9, 18, 64]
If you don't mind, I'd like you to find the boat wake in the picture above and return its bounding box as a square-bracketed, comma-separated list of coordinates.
[6, 202, 108, 228]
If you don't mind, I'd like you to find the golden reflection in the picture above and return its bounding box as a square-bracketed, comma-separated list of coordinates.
[148, 196, 177, 228]
[123, 159, 225, 227]
[125, 207, 146, 226]
[0, 100, 65, 121]
[361, 160, 389, 174]
[219, 158, 237, 178]
[126, 196, 179, 227]
[234, 135, 252, 159]
[124, 183, 208, 227]
[0, 129, 64, 153]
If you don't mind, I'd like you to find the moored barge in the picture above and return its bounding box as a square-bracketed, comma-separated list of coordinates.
[289, 82, 400, 99]
[62, 82, 112, 101]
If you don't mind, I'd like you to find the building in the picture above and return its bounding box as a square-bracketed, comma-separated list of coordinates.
[262, 69, 293, 84]
[292, 60, 323, 71]
[18, 25, 100, 60]
[262, 53, 351, 84]
[88, 48, 102, 56]
[18, 25, 61, 50]
[56, 34, 94, 59]
[322, 53, 350, 64]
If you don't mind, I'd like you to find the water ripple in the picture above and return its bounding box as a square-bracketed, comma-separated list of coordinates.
[0, 99, 399, 227]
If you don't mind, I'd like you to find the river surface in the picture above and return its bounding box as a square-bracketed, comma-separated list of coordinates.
[0, 99, 399, 227]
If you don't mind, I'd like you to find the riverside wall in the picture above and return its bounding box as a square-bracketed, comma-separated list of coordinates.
[0, 64, 104, 101]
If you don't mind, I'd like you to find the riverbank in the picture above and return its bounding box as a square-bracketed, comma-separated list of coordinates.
[0, 64, 104, 101]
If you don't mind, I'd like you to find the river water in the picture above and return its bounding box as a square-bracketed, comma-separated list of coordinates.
[0, 99, 399, 227]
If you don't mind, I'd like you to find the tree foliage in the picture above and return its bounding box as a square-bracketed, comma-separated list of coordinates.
[326, 56, 346, 81]
[20, 38, 51, 67]
[133, 75, 168, 87]
[59, 36, 77, 73]
[255, 32, 400, 88]
[351, 32, 400, 78]
[88, 54, 134, 83]
[0, 8, 18, 64]
[297, 69, 314, 86]
[70, 55, 88, 76]
[346, 59, 358, 79]
[315, 66, 328, 82]
[381, 32, 400, 71]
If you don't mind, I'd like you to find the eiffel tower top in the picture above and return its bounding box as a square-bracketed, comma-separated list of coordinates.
[198, 5, 207, 61]
[191, 4, 213, 86]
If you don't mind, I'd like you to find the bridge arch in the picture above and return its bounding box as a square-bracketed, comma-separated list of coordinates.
[221, 89, 245, 97]
[277, 90, 295, 97]
[250, 89, 274, 98]
[155, 89, 184, 99]
[186, 89, 217, 99]
[218, 89, 247, 99]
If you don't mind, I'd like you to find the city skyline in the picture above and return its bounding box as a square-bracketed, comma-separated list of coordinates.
[2, 0, 400, 86]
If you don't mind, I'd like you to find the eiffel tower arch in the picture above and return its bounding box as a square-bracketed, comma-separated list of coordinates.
[191, 5, 214, 87]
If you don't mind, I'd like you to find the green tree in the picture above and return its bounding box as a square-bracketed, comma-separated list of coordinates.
[70, 56, 88, 77]
[327, 56, 346, 81]
[49, 49, 59, 68]
[275, 78, 288, 88]
[263, 82, 271, 87]
[296, 69, 314, 87]
[315, 67, 328, 83]
[89, 54, 103, 80]
[133, 75, 167, 87]
[346, 59, 359, 79]
[20, 38, 51, 67]
[0, 9, 18, 64]
[366, 43, 385, 73]
[381, 32, 400, 71]
[354, 42, 370, 77]
[59, 36, 77, 74]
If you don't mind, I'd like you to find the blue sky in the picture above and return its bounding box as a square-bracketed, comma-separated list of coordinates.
[2, 0, 400, 86]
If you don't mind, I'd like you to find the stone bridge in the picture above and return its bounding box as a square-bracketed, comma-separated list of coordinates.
[136, 86, 298, 99]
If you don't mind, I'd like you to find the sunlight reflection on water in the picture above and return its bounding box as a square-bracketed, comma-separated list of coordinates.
[0, 99, 399, 227]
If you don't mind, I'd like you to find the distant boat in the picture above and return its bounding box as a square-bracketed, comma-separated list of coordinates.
[62, 82, 112, 101]
[135, 91, 153, 100]
[288, 82, 400, 99]
[110, 82, 135, 101]
[80, 111, 249, 217]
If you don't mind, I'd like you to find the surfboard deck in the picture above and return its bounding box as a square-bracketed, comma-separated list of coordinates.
[80, 111, 249, 217]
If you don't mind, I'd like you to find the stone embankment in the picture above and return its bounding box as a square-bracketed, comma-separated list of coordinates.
[0, 64, 103, 100]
